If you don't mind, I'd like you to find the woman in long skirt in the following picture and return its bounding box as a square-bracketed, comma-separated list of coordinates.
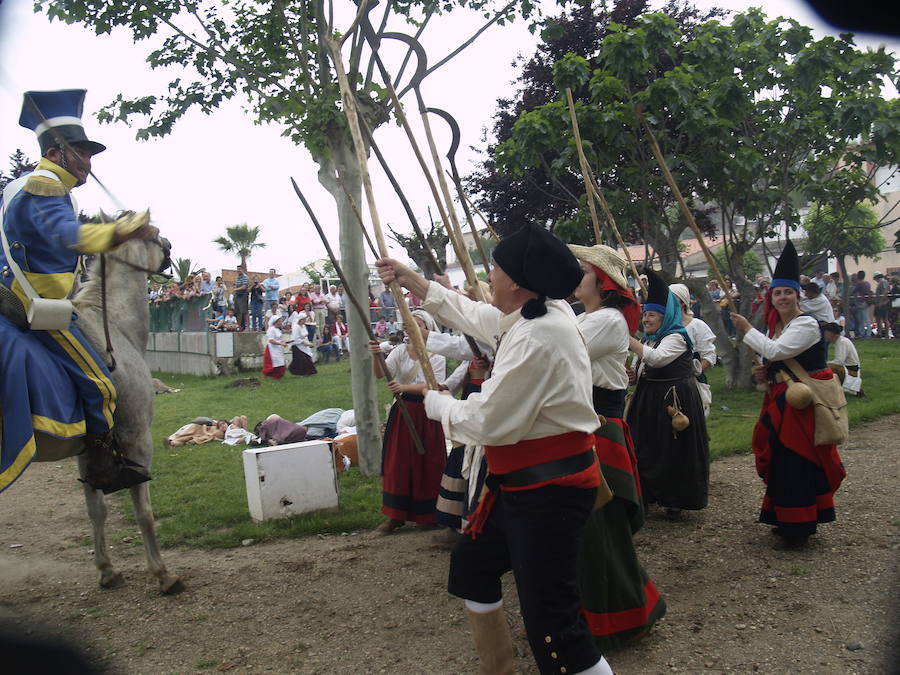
[669, 283, 717, 418]
[370, 310, 447, 533]
[261, 315, 287, 379]
[731, 241, 845, 546]
[570, 244, 667, 651]
[627, 269, 709, 519]
[288, 311, 317, 376]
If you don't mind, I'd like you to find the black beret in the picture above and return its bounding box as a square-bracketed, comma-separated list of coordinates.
[492, 223, 583, 300]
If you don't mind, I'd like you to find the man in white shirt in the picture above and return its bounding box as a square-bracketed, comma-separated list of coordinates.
[377, 223, 612, 675]
[823, 323, 863, 396]
[800, 282, 835, 324]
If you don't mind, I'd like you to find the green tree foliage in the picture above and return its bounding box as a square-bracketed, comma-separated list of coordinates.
[0, 150, 36, 191]
[302, 258, 336, 286]
[708, 248, 762, 282]
[490, 8, 899, 389]
[468, 0, 723, 257]
[804, 202, 885, 263]
[214, 224, 266, 268]
[173, 257, 196, 283]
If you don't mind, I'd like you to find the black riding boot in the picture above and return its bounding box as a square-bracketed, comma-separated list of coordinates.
[81, 432, 151, 494]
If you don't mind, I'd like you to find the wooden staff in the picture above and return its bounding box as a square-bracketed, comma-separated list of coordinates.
[360, 28, 486, 305]
[455, 182, 500, 240]
[565, 88, 603, 246]
[324, 34, 438, 390]
[565, 88, 646, 296]
[290, 177, 427, 454]
[358, 114, 442, 274]
[636, 109, 737, 314]
[426, 106, 491, 278]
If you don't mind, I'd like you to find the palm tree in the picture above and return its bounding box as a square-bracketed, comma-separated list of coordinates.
[173, 257, 195, 283]
[213, 224, 266, 269]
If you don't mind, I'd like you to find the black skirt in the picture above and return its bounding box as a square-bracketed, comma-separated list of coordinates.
[289, 346, 318, 376]
[627, 349, 709, 510]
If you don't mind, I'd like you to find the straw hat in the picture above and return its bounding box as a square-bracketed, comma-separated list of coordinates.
[567, 244, 628, 289]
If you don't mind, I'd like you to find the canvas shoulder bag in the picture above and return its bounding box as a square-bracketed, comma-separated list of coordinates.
[783, 358, 849, 446]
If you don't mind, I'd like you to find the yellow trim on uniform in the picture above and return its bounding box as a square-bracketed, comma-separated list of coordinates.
[32, 414, 87, 439]
[48, 329, 117, 428]
[0, 435, 37, 492]
[36, 157, 78, 191]
[12, 272, 75, 303]
[77, 223, 116, 254]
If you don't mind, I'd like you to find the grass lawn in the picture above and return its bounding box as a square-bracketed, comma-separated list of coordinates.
[132, 340, 899, 550]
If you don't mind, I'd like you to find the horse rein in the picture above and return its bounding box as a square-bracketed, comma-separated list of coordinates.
[97, 235, 172, 372]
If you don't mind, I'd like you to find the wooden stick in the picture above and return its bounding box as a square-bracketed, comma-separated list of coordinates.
[565, 88, 604, 246]
[290, 177, 427, 455]
[416, 93, 485, 301]
[564, 88, 646, 296]
[586, 173, 646, 297]
[324, 35, 438, 390]
[637, 109, 760, 365]
[637, 110, 736, 313]
[456, 183, 500, 240]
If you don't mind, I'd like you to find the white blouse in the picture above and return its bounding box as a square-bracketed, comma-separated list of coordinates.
[831, 335, 860, 368]
[421, 281, 598, 447]
[742, 315, 820, 362]
[266, 326, 285, 367]
[384, 343, 446, 386]
[291, 321, 313, 356]
[685, 318, 717, 366]
[577, 307, 629, 391]
[640, 333, 689, 369]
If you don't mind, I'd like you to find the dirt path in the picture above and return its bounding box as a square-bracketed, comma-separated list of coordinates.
[2, 416, 897, 674]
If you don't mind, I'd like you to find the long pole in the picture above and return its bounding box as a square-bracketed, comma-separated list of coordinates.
[637, 110, 736, 313]
[290, 178, 427, 455]
[565, 88, 604, 246]
[324, 35, 438, 390]
[564, 88, 646, 296]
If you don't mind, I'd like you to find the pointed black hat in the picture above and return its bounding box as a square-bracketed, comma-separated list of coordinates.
[642, 268, 670, 314]
[771, 240, 800, 291]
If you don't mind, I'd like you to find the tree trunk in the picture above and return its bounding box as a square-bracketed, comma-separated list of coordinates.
[317, 139, 382, 476]
[837, 255, 851, 324]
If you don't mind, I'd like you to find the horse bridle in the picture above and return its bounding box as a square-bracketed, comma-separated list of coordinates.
[97, 235, 172, 372]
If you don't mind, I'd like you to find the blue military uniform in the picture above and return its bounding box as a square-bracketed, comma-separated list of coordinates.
[1, 90, 122, 493]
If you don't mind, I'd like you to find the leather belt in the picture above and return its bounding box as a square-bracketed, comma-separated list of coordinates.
[492, 449, 595, 488]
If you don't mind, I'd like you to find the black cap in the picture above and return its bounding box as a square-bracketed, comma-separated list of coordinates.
[802, 282, 822, 296]
[492, 223, 583, 299]
[822, 322, 843, 334]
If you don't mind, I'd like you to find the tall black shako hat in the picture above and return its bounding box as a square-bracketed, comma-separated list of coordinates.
[771, 240, 800, 291]
[492, 222, 583, 319]
[19, 89, 106, 156]
[642, 268, 670, 315]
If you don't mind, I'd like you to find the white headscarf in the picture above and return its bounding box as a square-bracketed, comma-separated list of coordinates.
[268, 314, 282, 329]
[669, 283, 693, 317]
[411, 309, 438, 333]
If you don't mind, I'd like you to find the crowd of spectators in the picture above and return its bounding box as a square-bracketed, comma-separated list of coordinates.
[666, 269, 900, 341]
[148, 267, 426, 361]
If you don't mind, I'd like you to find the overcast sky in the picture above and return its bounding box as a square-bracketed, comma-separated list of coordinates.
[1, 0, 897, 276]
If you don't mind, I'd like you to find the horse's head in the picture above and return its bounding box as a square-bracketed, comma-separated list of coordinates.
[105, 229, 172, 278]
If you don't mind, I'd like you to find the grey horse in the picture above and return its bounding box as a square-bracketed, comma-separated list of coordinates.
[1, 234, 183, 594]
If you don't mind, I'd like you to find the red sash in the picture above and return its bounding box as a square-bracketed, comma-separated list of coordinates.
[466, 431, 599, 536]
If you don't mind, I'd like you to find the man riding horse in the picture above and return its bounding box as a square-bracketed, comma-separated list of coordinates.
[1, 89, 156, 494]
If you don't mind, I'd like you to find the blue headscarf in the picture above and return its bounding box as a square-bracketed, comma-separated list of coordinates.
[644, 290, 693, 352]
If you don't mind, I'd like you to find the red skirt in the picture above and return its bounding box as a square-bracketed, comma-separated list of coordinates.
[261, 346, 285, 379]
[752, 377, 846, 537]
[381, 395, 447, 524]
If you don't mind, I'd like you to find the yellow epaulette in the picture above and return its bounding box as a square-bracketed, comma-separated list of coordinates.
[23, 174, 68, 197]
